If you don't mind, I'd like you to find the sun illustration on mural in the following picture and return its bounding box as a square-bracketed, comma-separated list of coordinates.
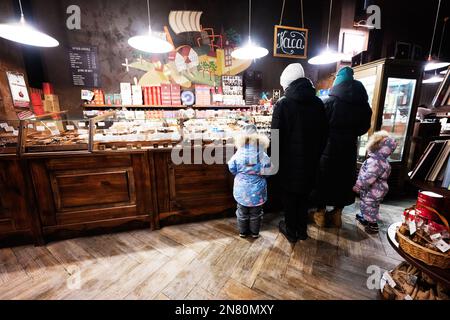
[122, 10, 251, 88]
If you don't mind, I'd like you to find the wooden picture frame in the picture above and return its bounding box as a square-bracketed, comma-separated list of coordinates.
[273, 25, 308, 59]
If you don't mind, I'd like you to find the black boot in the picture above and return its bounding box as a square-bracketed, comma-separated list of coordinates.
[279, 220, 297, 243]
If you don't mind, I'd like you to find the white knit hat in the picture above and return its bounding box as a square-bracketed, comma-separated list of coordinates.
[280, 63, 305, 90]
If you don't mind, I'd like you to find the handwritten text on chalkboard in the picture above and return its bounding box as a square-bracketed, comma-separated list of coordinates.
[273, 25, 308, 59]
[69, 46, 101, 87]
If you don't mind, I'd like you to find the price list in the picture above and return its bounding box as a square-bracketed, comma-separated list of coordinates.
[69, 46, 101, 87]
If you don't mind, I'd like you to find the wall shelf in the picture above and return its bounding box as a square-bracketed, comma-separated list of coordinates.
[82, 104, 253, 109]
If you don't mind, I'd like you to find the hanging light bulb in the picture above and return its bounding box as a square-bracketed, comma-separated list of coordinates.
[308, 0, 344, 65]
[424, 0, 449, 71]
[128, 0, 173, 54]
[0, 0, 59, 47]
[231, 0, 268, 60]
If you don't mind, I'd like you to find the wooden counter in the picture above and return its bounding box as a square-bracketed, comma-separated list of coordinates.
[0, 147, 238, 247]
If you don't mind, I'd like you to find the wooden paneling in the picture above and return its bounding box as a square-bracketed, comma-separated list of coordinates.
[28, 153, 154, 232]
[50, 168, 135, 210]
[0, 160, 31, 233]
[155, 151, 235, 224]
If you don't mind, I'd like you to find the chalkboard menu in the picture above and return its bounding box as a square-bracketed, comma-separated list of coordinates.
[69, 46, 101, 87]
[273, 25, 308, 59]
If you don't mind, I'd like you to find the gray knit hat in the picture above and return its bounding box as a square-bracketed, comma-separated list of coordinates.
[243, 124, 258, 135]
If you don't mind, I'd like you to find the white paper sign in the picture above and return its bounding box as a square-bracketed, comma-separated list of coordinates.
[27, 124, 34, 129]
[78, 122, 86, 127]
[4, 126, 14, 132]
[97, 122, 105, 127]
[66, 125, 75, 131]
[408, 220, 416, 235]
[435, 240, 450, 253]
[404, 295, 413, 300]
[36, 126, 45, 132]
[0, 123, 8, 129]
[382, 271, 396, 288]
[12, 130, 19, 136]
[430, 233, 441, 241]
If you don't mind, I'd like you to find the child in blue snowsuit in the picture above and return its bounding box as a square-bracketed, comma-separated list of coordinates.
[228, 124, 271, 238]
[353, 131, 398, 234]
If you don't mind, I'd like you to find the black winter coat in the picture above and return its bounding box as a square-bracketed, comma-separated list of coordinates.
[271, 78, 328, 194]
[311, 79, 372, 207]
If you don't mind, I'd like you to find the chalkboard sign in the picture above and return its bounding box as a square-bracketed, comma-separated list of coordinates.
[68, 46, 101, 87]
[273, 25, 308, 59]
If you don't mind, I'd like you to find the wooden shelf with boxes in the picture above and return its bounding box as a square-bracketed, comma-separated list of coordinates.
[82, 104, 253, 109]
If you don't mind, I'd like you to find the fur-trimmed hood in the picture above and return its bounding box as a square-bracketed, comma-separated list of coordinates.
[234, 133, 270, 150]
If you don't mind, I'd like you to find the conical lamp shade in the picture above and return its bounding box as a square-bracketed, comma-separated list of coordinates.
[0, 18, 58, 47]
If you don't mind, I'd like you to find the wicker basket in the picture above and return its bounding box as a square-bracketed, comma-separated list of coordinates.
[396, 204, 450, 269]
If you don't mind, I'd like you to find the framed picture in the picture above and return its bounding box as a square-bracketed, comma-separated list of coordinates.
[6, 71, 30, 108]
[273, 25, 308, 59]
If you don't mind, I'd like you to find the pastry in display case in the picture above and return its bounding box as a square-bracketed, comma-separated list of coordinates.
[91, 112, 182, 151]
[0, 120, 20, 155]
[21, 119, 89, 153]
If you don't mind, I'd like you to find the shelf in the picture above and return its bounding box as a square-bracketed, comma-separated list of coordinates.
[409, 179, 450, 197]
[387, 222, 450, 287]
[82, 104, 253, 109]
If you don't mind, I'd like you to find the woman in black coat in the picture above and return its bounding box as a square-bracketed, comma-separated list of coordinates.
[311, 67, 372, 227]
[271, 63, 328, 242]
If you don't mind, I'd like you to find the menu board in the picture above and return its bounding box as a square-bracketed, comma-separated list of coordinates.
[273, 25, 308, 59]
[69, 46, 101, 87]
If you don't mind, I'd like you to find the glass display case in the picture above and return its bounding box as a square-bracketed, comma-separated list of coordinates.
[0, 120, 20, 155]
[21, 119, 90, 153]
[353, 58, 424, 192]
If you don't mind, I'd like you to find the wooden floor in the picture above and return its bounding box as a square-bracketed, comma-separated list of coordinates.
[0, 199, 414, 300]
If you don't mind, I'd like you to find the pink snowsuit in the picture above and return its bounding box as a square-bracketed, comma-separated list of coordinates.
[354, 137, 398, 223]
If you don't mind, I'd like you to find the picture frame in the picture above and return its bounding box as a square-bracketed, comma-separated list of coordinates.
[273, 25, 308, 59]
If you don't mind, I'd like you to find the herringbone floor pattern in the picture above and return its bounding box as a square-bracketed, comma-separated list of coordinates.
[0, 199, 413, 300]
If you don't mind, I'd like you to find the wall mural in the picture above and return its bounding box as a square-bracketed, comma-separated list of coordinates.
[123, 11, 252, 89]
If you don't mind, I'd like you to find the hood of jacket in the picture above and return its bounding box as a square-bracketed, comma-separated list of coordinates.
[369, 137, 398, 159]
[284, 77, 317, 102]
[329, 79, 369, 104]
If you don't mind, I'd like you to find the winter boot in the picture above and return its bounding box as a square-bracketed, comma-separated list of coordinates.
[313, 208, 327, 227]
[327, 208, 343, 228]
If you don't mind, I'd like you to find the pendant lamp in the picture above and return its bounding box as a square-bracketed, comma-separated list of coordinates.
[424, 0, 450, 71]
[308, 0, 344, 65]
[0, 0, 59, 47]
[128, 0, 173, 54]
[231, 0, 268, 60]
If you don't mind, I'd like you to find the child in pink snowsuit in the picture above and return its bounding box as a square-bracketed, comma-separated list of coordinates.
[353, 131, 398, 234]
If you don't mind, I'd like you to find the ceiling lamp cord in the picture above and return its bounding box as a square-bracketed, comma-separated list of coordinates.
[428, 0, 442, 59]
[279, 0, 286, 25]
[300, 0, 304, 29]
[248, 0, 252, 41]
[326, 0, 333, 49]
[147, 0, 152, 32]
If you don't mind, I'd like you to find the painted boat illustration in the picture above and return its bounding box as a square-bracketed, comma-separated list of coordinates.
[125, 10, 251, 88]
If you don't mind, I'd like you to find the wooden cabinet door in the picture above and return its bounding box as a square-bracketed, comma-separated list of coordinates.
[29, 153, 154, 228]
[0, 160, 30, 234]
[154, 152, 235, 224]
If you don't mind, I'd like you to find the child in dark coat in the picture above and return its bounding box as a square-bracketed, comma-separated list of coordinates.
[353, 131, 398, 234]
[228, 124, 271, 238]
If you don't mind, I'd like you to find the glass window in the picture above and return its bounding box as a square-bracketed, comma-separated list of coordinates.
[357, 75, 376, 162]
[380, 77, 417, 162]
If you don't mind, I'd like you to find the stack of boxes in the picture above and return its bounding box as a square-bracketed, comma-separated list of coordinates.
[29, 88, 44, 115]
[170, 84, 181, 105]
[42, 83, 61, 113]
[194, 85, 212, 106]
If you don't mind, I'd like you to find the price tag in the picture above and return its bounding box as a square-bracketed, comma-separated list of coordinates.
[66, 125, 75, 131]
[47, 122, 56, 127]
[27, 124, 34, 129]
[430, 233, 441, 241]
[404, 295, 413, 300]
[97, 122, 105, 127]
[78, 122, 86, 127]
[0, 123, 8, 129]
[382, 271, 396, 288]
[408, 220, 416, 235]
[4, 126, 14, 132]
[36, 126, 46, 132]
[435, 240, 450, 253]
[12, 130, 19, 136]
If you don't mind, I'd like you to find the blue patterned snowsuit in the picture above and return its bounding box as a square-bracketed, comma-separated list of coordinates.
[354, 138, 398, 223]
[228, 144, 271, 235]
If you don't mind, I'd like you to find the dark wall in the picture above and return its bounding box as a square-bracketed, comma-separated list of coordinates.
[2, 0, 449, 115]
[24, 0, 333, 115]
